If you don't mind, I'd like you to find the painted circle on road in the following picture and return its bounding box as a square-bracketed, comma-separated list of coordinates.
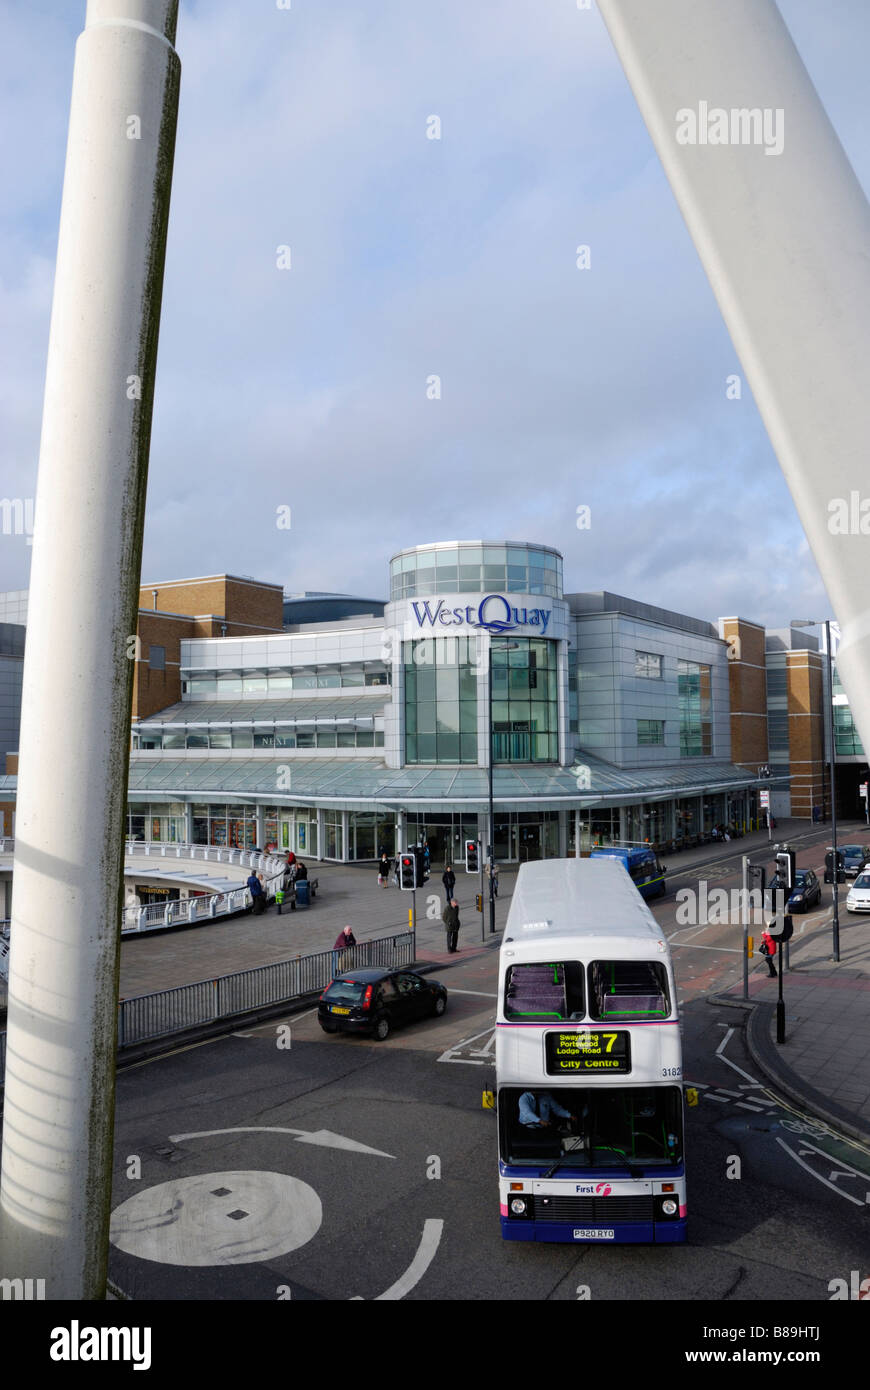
[110, 1170, 322, 1267]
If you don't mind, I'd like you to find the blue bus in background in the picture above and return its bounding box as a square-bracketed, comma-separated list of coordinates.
[590, 845, 667, 900]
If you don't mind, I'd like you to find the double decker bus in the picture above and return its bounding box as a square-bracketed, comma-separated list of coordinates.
[497, 857, 686, 1244]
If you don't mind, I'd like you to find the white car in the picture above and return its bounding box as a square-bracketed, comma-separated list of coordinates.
[846, 870, 870, 914]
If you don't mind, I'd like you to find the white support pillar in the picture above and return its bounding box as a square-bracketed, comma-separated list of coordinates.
[598, 0, 870, 758]
[0, 0, 180, 1298]
[255, 804, 265, 850]
[574, 808, 581, 857]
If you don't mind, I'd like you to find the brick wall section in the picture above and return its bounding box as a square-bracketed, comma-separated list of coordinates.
[720, 617, 769, 770]
[133, 575, 285, 720]
[787, 650, 826, 818]
[138, 575, 283, 631]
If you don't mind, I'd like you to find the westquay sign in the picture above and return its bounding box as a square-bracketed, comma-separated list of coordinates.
[411, 594, 552, 635]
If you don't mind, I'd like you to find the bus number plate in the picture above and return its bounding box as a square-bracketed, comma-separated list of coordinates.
[545, 1029, 631, 1074]
[573, 1229, 614, 1240]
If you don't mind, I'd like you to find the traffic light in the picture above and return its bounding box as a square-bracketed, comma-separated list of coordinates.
[465, 839, 479, 873]
[775, 849, 796, 891]
[824, 848, 846, 884]
[413, 846, 427, 888]
[399, 853, 416, 891]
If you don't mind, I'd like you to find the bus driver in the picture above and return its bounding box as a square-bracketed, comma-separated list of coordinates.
[518, 1091, 576, 1130]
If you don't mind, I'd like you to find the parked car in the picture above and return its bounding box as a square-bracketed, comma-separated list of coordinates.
[786, 868, 822, 913]
[846, 870, 870, 914]
[840, 845, 870, 878]
[318, 967, 447, 1041]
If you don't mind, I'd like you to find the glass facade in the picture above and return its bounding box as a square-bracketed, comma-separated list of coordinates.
[182, 661, 390, 697]
[404, 636, 479, 764]
[190, 803, 257, 848]
[390, 543, 563, 600]
[833, 669, 865, 756]
[492, 637, 558, 763]
[127, 802, 186, 843]
[677, 659, 712, 757]
[135, 727, 383, 751]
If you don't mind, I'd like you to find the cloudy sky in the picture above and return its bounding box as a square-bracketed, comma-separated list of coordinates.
[1, 0, 868, 626]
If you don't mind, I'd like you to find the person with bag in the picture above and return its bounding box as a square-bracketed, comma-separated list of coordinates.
[377, 852, 391, 888]
[760, 925, 777, 979]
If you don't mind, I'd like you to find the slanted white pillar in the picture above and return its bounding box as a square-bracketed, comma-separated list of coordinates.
[598, 0, 870, 755]
[0, 0, 180, 1298]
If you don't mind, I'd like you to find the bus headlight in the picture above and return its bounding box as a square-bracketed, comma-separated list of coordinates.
[510, 1197, 528, 1215]
[660, 1198, 678, 1217]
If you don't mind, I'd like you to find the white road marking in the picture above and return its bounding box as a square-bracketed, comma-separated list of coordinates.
[670, 943, 741, 952]
[437, 1025, 498, 1064]
[775, 1137, 866, 1207]
[715, 1027, 761, 1085]
[706, 1094, 730, 1104]
[448, 989, 498, 998]
[169, 1125, 394, 1159]
[351, 1219, 444, 1301]
[735, 1102, 765, 1112]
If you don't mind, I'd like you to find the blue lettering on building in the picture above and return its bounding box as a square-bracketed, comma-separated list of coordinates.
[411, 595, 551, 635]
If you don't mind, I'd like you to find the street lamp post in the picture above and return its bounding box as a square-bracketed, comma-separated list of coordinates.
[487, 638, 519, 934]
[792, 619, 840, 961]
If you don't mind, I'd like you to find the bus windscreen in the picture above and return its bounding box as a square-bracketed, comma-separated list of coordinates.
[500, 1086, 683, 1168]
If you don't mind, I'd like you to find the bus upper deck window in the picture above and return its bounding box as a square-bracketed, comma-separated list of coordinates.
[588, 960, 670, 1021]
[504, 962, 584, 1020]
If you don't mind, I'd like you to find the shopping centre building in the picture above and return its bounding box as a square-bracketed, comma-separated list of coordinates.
[122, 542, 776, 864]
[2, 541, 865, 862]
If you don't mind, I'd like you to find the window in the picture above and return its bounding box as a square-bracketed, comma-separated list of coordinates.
[637, 720, 665, 746]
[148, 644, 165, 671]
[635, 651, 662, 678]
[504, 962, 585, 1020]
[588, 960, 671, 1020]
[678, 659, 712, 757]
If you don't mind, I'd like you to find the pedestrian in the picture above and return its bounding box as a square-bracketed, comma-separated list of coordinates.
[760, 925, 778, 979]
[442, 897, 461, 953]
[247, 869, 265, 916]
[294, 860, 308, 881]
[485, 861, 500, 897]
[378, 852, 391, 887]
[333, 925, 357, 974]
[442, 864, 456, 902]
[422, 840, 431, 875]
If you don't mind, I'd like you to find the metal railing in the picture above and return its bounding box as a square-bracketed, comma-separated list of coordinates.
[116, 932, 414, 1046]
[0, 932, 414, 1081]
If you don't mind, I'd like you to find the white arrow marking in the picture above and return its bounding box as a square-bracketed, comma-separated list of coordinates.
[775, 1137, 866, 1207]
[169, 1126, 395, 1159]
[828, 1169, 861, 1184]
[437, 1026, 497, 1064]
[350, 1219, 444, 1301]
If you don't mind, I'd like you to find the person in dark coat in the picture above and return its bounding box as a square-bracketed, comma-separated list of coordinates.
[442, 865, 456, 901]
[378, 853, 391, 887]
[442, 898, 460, 953]
[294, 861, 308, 881]
[247, 870, 265, 916]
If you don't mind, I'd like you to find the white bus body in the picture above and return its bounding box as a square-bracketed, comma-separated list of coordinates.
[497, 858, 686, 1244]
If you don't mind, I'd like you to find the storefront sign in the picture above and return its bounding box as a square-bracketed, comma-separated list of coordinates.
[411, 594, 551, 634]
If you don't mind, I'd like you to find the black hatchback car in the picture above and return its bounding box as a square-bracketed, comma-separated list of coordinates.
[319, 967, 447, 1041]
[787, 868, 822, 912]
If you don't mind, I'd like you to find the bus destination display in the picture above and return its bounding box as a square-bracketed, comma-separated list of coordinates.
[545, 1029, 631, 1074]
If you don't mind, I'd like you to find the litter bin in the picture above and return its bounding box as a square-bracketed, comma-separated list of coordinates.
[295, 879, 310, 908]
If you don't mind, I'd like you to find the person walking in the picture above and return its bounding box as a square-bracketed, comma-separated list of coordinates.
[333, 925, 357, 974]
[485, 861, 499, 897]
[378, 852, 391, 887]
[442, 865, 456, 902]
[760, 926, 778, 979]
[442, 898, 461, 953]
